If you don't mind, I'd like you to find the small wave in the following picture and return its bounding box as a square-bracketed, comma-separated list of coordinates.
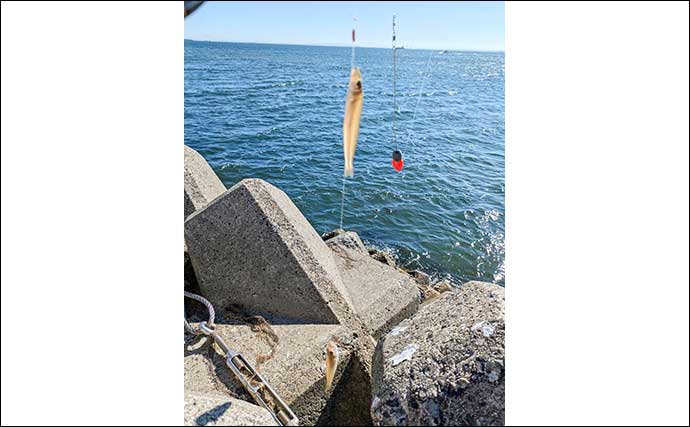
[485, 209, 500, 222]
[252, 80, 302, 90]
[493, 262, 505, 283]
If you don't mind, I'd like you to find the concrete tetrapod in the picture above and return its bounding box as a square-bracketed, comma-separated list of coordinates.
[184, 178, 379, 425]
[324, 230, 420, 339]
[184, 145, 226, 219]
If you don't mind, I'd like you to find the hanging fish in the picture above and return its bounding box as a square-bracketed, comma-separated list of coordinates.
[324, 340, 339, 392]
[392, 149, 404, 171]
[343, 67, 363, 177]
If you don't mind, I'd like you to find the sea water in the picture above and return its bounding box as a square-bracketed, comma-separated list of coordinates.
[185, 40, 504, 285]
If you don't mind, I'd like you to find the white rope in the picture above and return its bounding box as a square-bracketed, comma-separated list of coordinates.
[184, 291, 215, 335]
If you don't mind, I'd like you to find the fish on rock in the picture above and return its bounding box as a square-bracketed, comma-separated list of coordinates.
[324, 340, 339, 392]
[343, 67, 363, 177]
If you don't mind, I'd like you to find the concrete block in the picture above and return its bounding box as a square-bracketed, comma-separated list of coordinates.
[185, 392, 278, 426]
[326, 231, 420, 339]
[185, 145, 226, 219]
[371, 281, 505, 426]
[184, 317, 374, 426]
[185, 179, 354, 324]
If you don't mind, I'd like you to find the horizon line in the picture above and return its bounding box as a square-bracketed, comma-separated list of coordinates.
[184, 38, 505, 53]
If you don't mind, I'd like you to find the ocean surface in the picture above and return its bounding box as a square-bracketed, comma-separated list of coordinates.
[185, 40, 504, 285]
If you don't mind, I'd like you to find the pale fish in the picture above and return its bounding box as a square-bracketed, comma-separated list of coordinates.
[343, 67, 363, 177]
[325, 340, 339, 392]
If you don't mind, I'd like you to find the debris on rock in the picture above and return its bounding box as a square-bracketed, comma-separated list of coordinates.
[409, 269, 431, 285]
[368, 248, 397, 267]
[432, 279, 453, 294]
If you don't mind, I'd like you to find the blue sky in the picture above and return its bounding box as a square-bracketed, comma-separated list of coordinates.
[184, 1, 504, 51]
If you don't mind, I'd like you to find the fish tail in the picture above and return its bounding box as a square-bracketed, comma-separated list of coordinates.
[325, 357, 335, 391]
[325, 372, 333, 392]
[344, 165, 354, 178]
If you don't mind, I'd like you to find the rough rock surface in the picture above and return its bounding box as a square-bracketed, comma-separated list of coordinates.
[371, 281, 505, 426]
[368, 248, 397, 267]
[185, 178, 354, 324]
[433, 279, 453, 294]
[417, 284, 441, 302]
[184, 145, 226, 219]
[409, 269, 431, 285]
[325, 230, 420, 339]
[184, 392, 278, 426]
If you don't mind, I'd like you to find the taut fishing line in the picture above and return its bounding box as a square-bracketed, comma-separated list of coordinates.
[401, 50, 436, 153]
[392, 14, 398, 151]
[339, 176, 346, 229]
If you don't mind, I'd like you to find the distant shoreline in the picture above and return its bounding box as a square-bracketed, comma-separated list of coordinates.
[184, 38, 505, 54]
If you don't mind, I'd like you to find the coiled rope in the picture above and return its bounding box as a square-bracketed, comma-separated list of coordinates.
[184, 290, 215, 335]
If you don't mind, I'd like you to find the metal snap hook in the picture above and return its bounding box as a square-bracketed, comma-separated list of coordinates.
[198, 321, 215, 335]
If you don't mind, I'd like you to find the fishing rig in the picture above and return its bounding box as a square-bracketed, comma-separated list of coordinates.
[392, 14, 404, 172]
[391, 15, 438, 172]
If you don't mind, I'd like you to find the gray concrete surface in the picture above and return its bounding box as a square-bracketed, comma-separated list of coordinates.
[185, 392, 279, 426]
[185, 178, 354, 324]
[184, 145, 226, 219]
[325, 231, 420, 339]
[184, 318, 373, 426]
[371, 281, 505, 426]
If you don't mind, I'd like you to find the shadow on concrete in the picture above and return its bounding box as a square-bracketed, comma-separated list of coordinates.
[195, 401, 231, 426]
[184, 334, 254, 403]
[185, 295, 331, 327]
[288, 352, 373, 426]
[186, 331, 372, 426]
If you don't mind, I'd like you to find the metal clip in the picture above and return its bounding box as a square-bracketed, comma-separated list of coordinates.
[185, 298, 297, 424]
[226, 352, 299, 426]
[199, 322, 298, 426]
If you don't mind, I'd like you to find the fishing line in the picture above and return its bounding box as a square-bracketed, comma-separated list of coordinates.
[392, 14, 398, 151]
[350, 17, 357, 69]
[339, 177, 346, 229]
[401, 50, 436, 152]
